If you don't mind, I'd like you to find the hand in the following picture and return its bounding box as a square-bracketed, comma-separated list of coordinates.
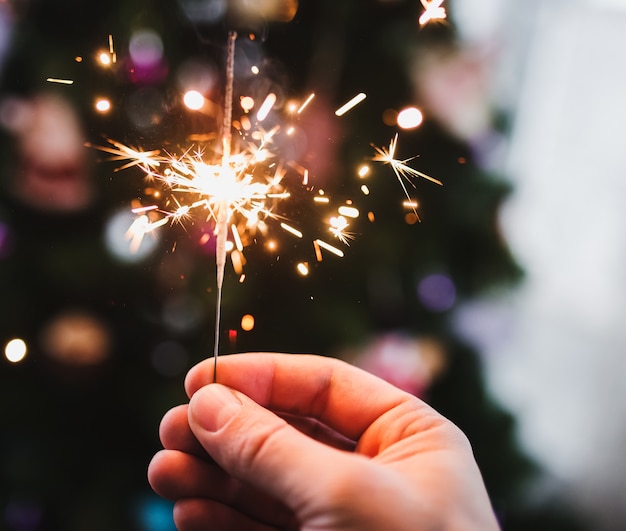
[148, 353, 500, 530]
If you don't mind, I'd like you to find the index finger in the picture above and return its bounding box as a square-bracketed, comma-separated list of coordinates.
[184, 352, 428, 441]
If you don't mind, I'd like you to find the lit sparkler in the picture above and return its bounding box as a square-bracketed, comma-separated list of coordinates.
[372, 133, 442, 219]
[93, 32, 357, 377]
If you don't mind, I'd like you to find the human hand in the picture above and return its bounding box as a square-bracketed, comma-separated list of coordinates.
[148, 353, 500, 530]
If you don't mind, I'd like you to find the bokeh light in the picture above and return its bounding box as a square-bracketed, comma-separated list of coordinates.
[417, 273, 456, 312]
[177, 59, 217, 95]
[129, 29, 163, 68]
[40, 311, 110, 366]
[105, 208, 160, 263]
[241, 314, 255, 331]
[4, 338, 27, 363]
[397, 106, 423, 129]
[94, 98, 111, 113]
[183, 90, 204, 110]
[297, 262, 309, 276]
[150, 341, 188, 377]
[240, 95, 255, 112]
[98, 51, 112, 66]
[0, 221, 13, 259]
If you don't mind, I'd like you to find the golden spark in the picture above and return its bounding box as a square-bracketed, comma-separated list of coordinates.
[335, 92, 367, 116]
[46, 78, 74, 85]
[419, 0, 447, 26]
[372, 133, 442, 219]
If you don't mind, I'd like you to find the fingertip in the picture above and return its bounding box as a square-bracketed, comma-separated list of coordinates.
[184, 356, 216, 398]
[159, 404, 189, 446]
[147, 449, 171, 497]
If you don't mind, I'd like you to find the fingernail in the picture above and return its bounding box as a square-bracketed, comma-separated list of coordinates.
[190, 384, 242, 433]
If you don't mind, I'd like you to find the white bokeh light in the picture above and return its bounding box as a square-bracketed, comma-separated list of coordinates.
[105, 209, 159, 263]
[5, 338, 27, 363]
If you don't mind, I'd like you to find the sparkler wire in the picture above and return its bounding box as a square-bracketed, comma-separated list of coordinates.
[213, 30, 237, 383]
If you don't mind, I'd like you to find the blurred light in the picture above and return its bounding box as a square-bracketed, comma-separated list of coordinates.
[162, 295, 202, 332]
[240, 115, 252, 130]
[238, 0, 298, 21]
[405, 212, 419, 225]
[150, 341, 188, 377]
[4, 499, 43, 530]
[251, 65, 260, 75]
[241, 314, 255, 331]
[240, 95, 255, 112]
[41, 311, 110, 366]
[133, 494, 176, 531]
[105, 209, 159, 262]
[297, 262, 309, 276]
[361, 185, 370, 195]
[183, 90, 205, 110]
[95, 98, 111, 113]
[98, 51, 112, 66]
[397, 107, 424, 129]
[417, 273, 456, 312]
[178, 0, 227, 25]
[382, 108, 398, 126]
[0, 221, 13, 259]
[357, 164, 370, 178]
[4, 338, 27, 363]
[129, 29, 163, 68]
[177, 59, 217, 95]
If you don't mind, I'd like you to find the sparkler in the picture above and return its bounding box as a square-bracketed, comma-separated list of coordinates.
[92, 32, 360, 378]
[90, 23, 440, 376]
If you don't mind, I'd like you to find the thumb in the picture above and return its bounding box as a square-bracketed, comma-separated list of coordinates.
[188, 383, 353, 511]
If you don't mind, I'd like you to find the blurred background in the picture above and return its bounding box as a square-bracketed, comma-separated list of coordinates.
[0, 0, 624, 529]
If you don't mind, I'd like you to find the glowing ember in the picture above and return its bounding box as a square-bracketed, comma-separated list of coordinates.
[419, 0, 447, 26]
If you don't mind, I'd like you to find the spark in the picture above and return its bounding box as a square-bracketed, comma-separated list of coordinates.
[372, 133, 442, 219]
[329, 215, 354, 245]
[297, 93, 315, 114]
[256, 93, 277, 121]
[87, 138, 161, 171]
[314, 239, 345, 258]
[108, 34, 117, 63]
[280, 223, 303, 238]
[335, 92, 367, 116]
[419, 0, 447, 26]
[46, 78, 74, 85]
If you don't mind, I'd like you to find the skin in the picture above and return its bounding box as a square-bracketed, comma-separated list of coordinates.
[148, 352, 501, 531]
